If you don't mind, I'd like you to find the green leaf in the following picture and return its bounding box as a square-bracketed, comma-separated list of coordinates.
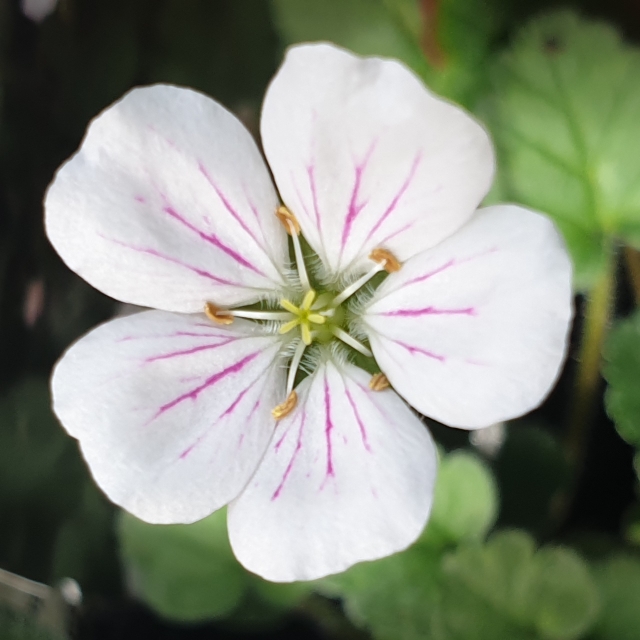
[438, 531, 599, 640]
[494, 424, 569, 536]
[0, 379, 85, 578]
[118, 509, 248, 623]
[271, 0, 429, 76]
[320, 544, 442, 640]
[482, 10, 640, 289]
[602, 310, 640, 448]
[590, 555, 640, 640]
[270, 0, 502, 106]
[421, 450, 498, 547]
[527, 547, 600, 639]
[51, 483, 120, 595]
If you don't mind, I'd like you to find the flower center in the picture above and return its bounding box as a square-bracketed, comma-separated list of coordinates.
[205, 207, 401, 419]
[279, 290, 327, 346]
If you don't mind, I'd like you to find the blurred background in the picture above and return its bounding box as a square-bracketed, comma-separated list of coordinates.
[1, 0, 640, 638]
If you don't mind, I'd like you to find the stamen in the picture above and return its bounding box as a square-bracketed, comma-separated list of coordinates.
[204, 302, 233, 325]
[276, 205, 301, 235]
[275, 206, 310, 291]
[272, 390, 298, 420]
[230, 309, 293, 321]
[369, 373, 390, 391]
[330, 262, 384, 307]
[370, 248, 402, 273]
[331, 327, 373, 358]
[286, 340, 306, 394]
[289, 221, 311, 291]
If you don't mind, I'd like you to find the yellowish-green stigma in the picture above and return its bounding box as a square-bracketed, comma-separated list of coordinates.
[278, 289, 326, 345]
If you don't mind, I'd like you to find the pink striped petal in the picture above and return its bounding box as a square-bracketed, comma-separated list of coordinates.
[227, 360, 436, 582]
[261, 43, 494, 281]
[46, 85, 287, 312]
[362, 205, 573, 429]
[51, 311, 285, 523]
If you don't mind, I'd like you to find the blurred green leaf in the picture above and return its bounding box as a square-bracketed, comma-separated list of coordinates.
[271, 0, 503, 106]
[494, 424, 569, 536]
[438, 531, 599, 640]
[319, 544, 442, 640]
[590, 555, 640, 640]
[421, 450, 498, 548]
[117, 508, 311, 625]
[0, 379, 84, 578]
[482, 10, 640, 289]
[50, 483, 120, 595]
[603, 311, 640, 448]
[0, 380, 68, 502]
[271, 0, 429, 77]
[316, 449, 496, 640]
[118, 509, 247, 623]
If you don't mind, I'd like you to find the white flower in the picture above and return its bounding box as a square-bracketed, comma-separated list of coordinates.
[45, 43, 572, 582]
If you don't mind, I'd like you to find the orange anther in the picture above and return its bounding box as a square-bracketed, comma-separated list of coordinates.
[204, 302, 234, 325]
[276, 205, 301, 236]
[272, 390, 298, 420]
[369, 248, 402, 273]
[369, 372, 390, 391]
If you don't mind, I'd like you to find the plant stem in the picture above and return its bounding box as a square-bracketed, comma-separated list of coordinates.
[624, 246, 640, 305]
[418, 0, 446, 69]
[565, 243, 616, 469]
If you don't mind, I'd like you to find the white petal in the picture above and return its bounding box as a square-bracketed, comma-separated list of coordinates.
[21, 0, 58, 22]
[227, 360, 437, 582]
[46, 85, 287, 312]
[51, 311, 285, 523]
[362, 205, 573, 429]
[261, 43, 494, 280]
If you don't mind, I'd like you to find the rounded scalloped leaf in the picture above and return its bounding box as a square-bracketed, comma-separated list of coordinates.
[421, 450, 498, 547]
[317, 544, 442, 640]
[483, 10, 640, 289]
[591, 555, 640, 640]
[602, 311, 640, 448]
[118, 509, 248, 622]
[528, 547, 600, 639]
[438, 531, 599, 640]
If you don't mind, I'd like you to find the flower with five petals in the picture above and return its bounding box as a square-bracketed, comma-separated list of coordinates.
[45, 43, 572, 582]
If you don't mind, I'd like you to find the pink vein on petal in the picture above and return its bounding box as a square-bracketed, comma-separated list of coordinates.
[345, 385, 371, 453]
[98, 235, 242, 286]
[340, 142, 377, 250]
[219, 372, 264, 419]
[378, 221, 415, 247]
[144, 338, 237, 363]
[161, 201, 265, 276]
[307, 165, 322, 232]
[117, 331, 226, 343]
[391, 339, 445, 362]
[380, 306, 476, 317]
[272, 411, 307, 500]
[179, 371, 269, 461]
[198, 162, 266, 253]
[151, 351, 261, 421]
[364, 152, 422, 243]
[322, 376, 336, 483]
[402, 250, 499, 289]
